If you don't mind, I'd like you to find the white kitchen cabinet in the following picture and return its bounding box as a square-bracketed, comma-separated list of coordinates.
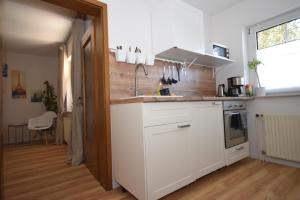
[145, 122, 193, 200]
[111, 101, 225, 200]
[104, 0, 153, 54]
[151, 0, 204, 55]
[111, 102, 192, 200]
[191, 102, 225, 179]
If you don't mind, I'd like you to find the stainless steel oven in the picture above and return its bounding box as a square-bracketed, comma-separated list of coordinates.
[223, 101, 248, 149]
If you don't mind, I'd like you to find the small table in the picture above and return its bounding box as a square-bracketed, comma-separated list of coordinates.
[8, 123, 27, 145]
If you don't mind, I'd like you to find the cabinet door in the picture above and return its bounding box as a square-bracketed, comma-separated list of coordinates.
[145, 122, 194, 200]
[151, 0, 204, 55]
[191, 102, 225, 179]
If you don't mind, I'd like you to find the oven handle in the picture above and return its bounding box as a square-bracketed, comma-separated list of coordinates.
[225, 112, 240, 115]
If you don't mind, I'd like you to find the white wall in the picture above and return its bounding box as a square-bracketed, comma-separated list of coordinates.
[203, 12, 213, 54]
[2, 52, 58, 143]
[212, 0, 300, 86]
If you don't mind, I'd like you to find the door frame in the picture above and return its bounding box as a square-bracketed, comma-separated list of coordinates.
[0, 25, 3, 200]
[81, 24, 98, 178]
[0, 0, 4, 196]
[42, 0, 112, 190]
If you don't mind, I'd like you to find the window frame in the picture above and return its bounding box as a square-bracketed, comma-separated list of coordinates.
[248, 8, 300, 94]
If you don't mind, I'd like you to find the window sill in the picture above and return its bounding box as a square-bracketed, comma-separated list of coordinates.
[63, 112, 72, 117]
[255, 92, 300, 99]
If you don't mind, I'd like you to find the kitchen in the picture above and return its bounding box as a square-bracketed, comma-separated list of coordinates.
[107, 0, 300, 199]
[1, 0, 300, 199]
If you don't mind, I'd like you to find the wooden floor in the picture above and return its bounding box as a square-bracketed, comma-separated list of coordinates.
[4, 144, 300, 200]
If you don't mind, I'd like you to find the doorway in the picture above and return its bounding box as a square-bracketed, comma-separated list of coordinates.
[81, 24, 99, 179]
[0, 0, 112, 198]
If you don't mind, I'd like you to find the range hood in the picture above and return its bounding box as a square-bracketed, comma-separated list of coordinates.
[155, 47, 234, 67]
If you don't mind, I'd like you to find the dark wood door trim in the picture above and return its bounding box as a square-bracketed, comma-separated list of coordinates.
[0, 26, 3, 200]
[81, 24, 99, 179]
[42, 0, 112, 190]
[0, 0, 4, 194]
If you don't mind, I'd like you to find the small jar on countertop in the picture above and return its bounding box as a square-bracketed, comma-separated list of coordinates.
[245, 84, 253, 96]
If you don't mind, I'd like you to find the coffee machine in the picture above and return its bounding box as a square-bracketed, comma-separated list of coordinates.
[227, 76, 245, 96]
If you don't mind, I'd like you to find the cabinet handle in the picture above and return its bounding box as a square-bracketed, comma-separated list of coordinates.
[177, 124, 191, 128]
[235, 146, 244, 151]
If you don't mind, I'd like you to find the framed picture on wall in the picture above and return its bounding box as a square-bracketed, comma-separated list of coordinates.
[30, 89, 43, 102]
[11, 70, 27, 99]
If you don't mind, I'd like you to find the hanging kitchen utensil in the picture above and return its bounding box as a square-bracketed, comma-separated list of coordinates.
[172, 65, 178, 84]
[161, 65, 168, 85]
[176, 63, 181, 82]
[167, 65, 172, 85]
[182, 62, 187, 77]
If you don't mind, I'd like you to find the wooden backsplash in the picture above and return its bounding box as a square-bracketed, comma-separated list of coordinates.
[109, 53, 216, 99]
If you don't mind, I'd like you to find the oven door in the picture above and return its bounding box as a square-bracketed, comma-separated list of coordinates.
[224, 110, 248, 148]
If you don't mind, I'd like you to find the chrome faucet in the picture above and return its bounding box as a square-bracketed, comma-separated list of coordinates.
[134, 63, 148, 96]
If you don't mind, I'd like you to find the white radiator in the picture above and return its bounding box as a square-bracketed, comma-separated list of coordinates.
[264, 115, 300, 162]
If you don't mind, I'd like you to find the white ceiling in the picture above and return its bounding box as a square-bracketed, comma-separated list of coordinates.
[183, 0, 246, 15]
[2, 0, 77, 57]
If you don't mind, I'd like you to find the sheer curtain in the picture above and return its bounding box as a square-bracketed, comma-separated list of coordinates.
[56, 45, 67, 145]
[66, 19, 85, 165]
[63, 48, 73, 112]
[257, 40, 300, 93]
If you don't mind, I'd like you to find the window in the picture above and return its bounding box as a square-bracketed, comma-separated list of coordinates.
[249, 10, 300, 93]
[63, 55, 73, 112]
[257, 19, 300, 50]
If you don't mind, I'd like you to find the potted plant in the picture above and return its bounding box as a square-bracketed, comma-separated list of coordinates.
[248, 58, 266, 96]
[42, 81, 58, 113]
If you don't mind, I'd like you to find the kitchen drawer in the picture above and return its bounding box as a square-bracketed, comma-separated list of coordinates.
[143, 102, 191, 127]
[225, 142, 249, 166]
[191, 101, 222, 108]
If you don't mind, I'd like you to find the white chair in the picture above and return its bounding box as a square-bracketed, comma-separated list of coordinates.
[28, 111, 57, 144]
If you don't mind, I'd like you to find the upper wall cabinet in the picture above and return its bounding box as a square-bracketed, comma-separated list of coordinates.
[151, 0, 233, 67]
[104, 0, 153, 54]
[151, 0, 205, 55]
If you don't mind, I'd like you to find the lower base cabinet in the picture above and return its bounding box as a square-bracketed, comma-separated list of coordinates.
[111, 102, 226, 200]
[145, 122, 194, 199]
[191, 102, 225, 179]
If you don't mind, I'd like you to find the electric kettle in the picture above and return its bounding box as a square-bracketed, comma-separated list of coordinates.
[217, 84, 225, 97]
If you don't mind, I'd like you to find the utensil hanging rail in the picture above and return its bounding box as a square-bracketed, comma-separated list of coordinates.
[155, 57, 201, 68]
[155, 57, 185, 65]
